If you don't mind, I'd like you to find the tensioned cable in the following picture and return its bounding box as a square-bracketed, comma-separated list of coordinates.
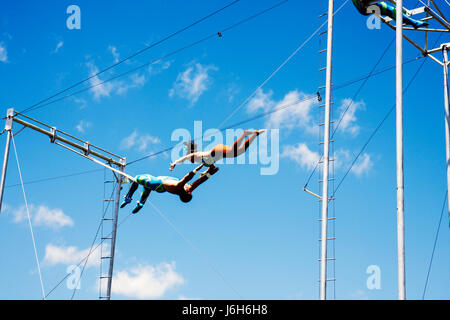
[70, 182, 117, 300]
[3, 55, 423, 190]
[128, 54, 422, 165]
[332, 32, 443, 195]
[0, 53, 423, 202]
[22, 0, 289, 114]
[149, 201, 243, 299]
[422, 190, 447, 299]
[19, 0, 242, 114]
[304, 36, 396, 189]
[216, 0, 351, 130]
[44, 210, 134, 299]
[4, 168, 103, 189]
[11, 134, 46, 299]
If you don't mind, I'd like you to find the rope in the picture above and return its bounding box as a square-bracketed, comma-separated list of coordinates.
[332, 32, 443, 195]
[422, 190, 447, 299]
[70, 181, 117, 299]
[128, 55, 423, 165]
[45, 210, 133, 299]
[11, 134, 46, 299]
[148, 201, 243, 299]
[21, 0, 289, 114]
[19, 0, 242, 114]
[216, 0, 351, 130]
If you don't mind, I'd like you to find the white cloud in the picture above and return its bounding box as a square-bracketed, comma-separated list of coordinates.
[281, 143, 320, 170]
[283, 145, 373, 176]
[53, 41, 64, 54]
[335, 149, 373, 176]
[0, 43, 8, 63]
[148, 59, 172, 76]
[87, 61, 146, 100]
[120, 130, 161, 153]
[43, 243, 102, 268]
[11, 204, 73, 230]
[75, 120, 92, 133]
[336, 98, 365, 136]
[247, 89, 316, 131]
[351, 153, 373, 176]
[108, 45, 120, 63]
[112, 262, 184, 299]
[116, 73, 146, 95]
[170, 63, 217, 104]
[87, 61, 114, 100]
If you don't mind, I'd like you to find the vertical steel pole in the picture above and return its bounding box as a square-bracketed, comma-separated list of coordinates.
[0, 109, 14, 213]
[320, 0, 334, 301]
[396, 0, 406, 300]
[442, 46, 450, 229]
[105, 165, 124, 300]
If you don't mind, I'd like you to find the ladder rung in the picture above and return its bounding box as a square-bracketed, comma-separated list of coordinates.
[319, 30, 328, 36]
[318, 141, 335, 145]
[319, 121, 335, 126]
[102, 218, 114, 221]
[103, 199, 114, 202]
[101, 256, 111, 259]
[318, 158, 335, 162]
[99, 276, 110, 279]
[104, 180, 114, 183]
[318, 49, 327, 54]
[318, 13, 328, 18]
[318, 258, 336, 261]
[318, 237, 336, 241]
[319, 67, 327, 72]
[101, 237, 112, 240]
[319, 178, 336, 182]
[318, 217, 337, 221]
[319, 102, 334, 107]
[317, 279, 336, 282]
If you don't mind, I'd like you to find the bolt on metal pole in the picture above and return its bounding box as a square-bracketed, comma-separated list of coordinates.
[0, 109, 14, 213]
[442, 46, 450, 229]
[320, 0, 334, 301]
[396, 0, 406, 301]
[105, 166, 124, 300]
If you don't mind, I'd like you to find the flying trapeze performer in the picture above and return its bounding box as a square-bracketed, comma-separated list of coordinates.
[352, 0, 428, 29]
[120, 163, 218, 213]
[169, 130, 266, 171]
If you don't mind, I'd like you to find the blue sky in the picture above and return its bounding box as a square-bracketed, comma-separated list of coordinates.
[0, 0, 449, 300]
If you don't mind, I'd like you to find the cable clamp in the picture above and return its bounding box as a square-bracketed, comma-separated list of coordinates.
[50, 127, 57, 143]
[84, 142, 90, 156]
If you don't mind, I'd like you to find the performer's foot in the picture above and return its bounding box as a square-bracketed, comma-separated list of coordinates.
[120, 196, 132, 208]
[208, 165, 219, 175]
[255, 129, 266, 136]
[412, 20, 428, 29]
[132, 202, 144, 214]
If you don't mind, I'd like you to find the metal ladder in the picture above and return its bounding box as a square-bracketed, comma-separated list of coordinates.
[99, 170, 116, 300]
[317, 2, 336, 300]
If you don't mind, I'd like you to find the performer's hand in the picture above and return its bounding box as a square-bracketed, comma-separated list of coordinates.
[169, 163, 176, 171]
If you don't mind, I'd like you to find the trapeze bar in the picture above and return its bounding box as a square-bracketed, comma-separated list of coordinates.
[11, 117, 125, 167]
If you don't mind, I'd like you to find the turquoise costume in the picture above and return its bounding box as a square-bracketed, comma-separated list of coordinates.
[352, 0, 428, 29]
[121, 174, 180, 213]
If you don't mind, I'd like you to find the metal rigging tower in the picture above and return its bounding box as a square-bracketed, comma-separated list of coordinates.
[304, 0, 337, 300]
[0, 109, 134, 300]
[368, 0, 450, 300]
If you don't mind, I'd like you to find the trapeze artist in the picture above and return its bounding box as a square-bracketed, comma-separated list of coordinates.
[352, 0, 428, 29]
[169, 129, 266, 171]
[120, 163, 219, 213]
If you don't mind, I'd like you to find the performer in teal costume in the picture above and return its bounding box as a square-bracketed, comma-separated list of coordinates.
[352, 0, 428, 29]
[120, 163, 219, 213]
